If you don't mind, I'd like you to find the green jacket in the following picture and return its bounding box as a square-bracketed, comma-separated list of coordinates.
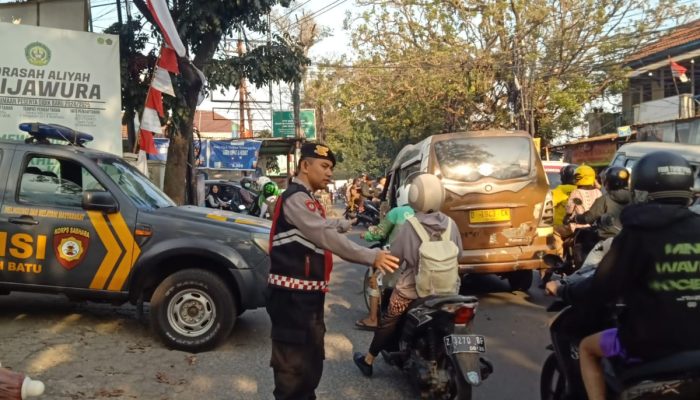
[552, 184, 576, 226]
[364, 205, 415, 243]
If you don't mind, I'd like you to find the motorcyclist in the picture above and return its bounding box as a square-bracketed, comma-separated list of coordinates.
[564, 165, 602, 231]
[356, 184, 416, 330]
[559, 151, 700, 400]
[544, 164, 578, 285]
[251, 180, 281, 219]
[571, 166, 632, 240]
[543, 166, 633, 294]
[553, 164, 578, 228]
[352, 173, 462, 377]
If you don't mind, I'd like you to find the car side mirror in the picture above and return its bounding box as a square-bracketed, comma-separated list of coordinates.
[82, 190, 119, 213]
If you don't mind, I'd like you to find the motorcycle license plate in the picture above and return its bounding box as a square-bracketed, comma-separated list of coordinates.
[469, 208, 510, 223]
[444, 334, 486, 354]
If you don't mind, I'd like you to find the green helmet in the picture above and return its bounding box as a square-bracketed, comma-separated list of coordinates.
[262, 181, 279, 197]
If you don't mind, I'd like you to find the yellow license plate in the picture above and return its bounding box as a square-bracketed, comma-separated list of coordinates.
[469, 208, 511, 223]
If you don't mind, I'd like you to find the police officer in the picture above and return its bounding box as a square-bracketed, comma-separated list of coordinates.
[266, 142, 399, 400]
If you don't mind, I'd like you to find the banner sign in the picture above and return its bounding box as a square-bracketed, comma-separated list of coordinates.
[207, 140, 261, 170]
[150, 138, 169, 161]
[0, 23, 122, 155]
[272, 109, 316, 139]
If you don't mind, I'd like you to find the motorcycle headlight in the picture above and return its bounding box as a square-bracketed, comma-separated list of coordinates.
[251, 232, 270, 254]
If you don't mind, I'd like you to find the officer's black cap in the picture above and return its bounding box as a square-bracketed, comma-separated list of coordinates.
[300, 142, 336, 167]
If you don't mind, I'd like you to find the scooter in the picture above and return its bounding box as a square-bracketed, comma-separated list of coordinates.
[382, 295, 493, 399]
[540, 301, 700, 400]
[542, 226, 599, 285]
[355, 199, 380, 227]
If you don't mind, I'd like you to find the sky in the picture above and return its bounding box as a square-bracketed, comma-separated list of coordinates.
[81, 0, 357, 132]
[0, 0, 357, 132]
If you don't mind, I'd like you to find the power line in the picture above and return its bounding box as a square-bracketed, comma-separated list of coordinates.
[273, 0, 314, 25]
[285, 0, 348, 31]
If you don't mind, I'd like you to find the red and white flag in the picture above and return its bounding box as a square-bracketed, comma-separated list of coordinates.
[151, 66, 175, 96]
[670, 59, 689, 83]
[137, 0, 186, 158]
[145, 0, 185, 57]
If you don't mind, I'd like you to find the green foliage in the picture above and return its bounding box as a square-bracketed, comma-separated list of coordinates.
[305, 0, 698, 172]
[104, 20, 152, 125]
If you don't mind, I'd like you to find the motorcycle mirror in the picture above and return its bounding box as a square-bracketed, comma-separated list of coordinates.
[573, 198, 583, 206]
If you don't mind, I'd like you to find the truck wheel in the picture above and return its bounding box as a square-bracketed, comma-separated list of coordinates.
[506, 270, 533, 292]
[150, 269, 236, 353]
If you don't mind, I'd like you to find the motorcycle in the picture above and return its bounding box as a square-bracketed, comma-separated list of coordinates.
[542, 226, 599, 285]
[541, 301, 700, 400]
[355, 199, 380, 227]
[381, 295, 493, 399]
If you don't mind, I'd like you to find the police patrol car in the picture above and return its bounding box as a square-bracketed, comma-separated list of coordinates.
[0, 123, 271, 352]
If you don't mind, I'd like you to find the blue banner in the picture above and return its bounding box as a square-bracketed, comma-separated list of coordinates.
[149, 138, 170, 161]
[148, 138, 207, 167]
[207, 140, 262, 170]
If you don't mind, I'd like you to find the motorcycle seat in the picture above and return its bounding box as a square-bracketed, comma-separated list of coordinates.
[423, 295, 478, 308]
[619, 350, 700, 384]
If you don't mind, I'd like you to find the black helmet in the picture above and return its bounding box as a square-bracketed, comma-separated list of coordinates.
[604, 166, 630, 191]
[559, 164, 578, 185]
[631, 151, 694, 202]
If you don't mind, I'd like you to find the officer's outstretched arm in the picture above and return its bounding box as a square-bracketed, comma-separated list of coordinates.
[285, 192, 379, 266]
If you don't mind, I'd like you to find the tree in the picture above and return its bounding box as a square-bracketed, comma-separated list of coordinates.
[127, 0, 308, 204]
[271, 8, 330, 141]
[304, 0, 697, 174]
[104, 20, 151, 152]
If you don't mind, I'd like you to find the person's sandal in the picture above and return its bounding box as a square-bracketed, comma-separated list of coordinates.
[354, 319, 378, 331]
[353, 352, 373, 377]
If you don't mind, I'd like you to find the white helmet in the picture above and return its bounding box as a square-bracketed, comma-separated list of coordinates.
[408, 174, 445, 213]
[257, 176, 271, 187]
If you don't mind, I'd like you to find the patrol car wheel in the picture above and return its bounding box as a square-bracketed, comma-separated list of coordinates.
[150, 269, 236, 352]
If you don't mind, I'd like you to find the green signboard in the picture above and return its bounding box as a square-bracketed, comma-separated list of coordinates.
[272, 109, 316, 139]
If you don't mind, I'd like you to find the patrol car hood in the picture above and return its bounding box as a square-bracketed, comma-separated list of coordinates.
[620, 203, 692, 230]
[153, 206, 271, 233]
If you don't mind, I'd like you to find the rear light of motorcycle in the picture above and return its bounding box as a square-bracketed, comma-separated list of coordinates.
[453, 306, 475, 324]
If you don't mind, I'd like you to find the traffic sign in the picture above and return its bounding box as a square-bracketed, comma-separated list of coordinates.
[272, 109, 316, 139]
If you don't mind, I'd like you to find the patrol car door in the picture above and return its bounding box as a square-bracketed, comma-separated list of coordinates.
[0, 150, 136, 291]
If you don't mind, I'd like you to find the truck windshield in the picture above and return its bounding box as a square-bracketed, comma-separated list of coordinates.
[95, 158, 175, 209]
[434, 137, 532, 182]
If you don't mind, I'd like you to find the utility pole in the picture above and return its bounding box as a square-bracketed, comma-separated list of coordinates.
[237, 35, 247, 138]
[124, 0, 132, 21]
[115, 0, 123, 25]
[293, 79, 301, 139]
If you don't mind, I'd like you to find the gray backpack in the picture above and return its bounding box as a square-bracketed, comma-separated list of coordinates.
[407, 217, 460, 297]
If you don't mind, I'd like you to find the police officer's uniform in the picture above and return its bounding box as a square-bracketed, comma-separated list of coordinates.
[266, 144, 379, 400]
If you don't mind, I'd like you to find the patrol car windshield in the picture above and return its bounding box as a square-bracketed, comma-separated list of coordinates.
[95, 158, 175, 209]
[434, 137, 532, 182]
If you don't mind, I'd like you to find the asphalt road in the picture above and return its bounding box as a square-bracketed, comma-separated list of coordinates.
[0, 228, 555, 400]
